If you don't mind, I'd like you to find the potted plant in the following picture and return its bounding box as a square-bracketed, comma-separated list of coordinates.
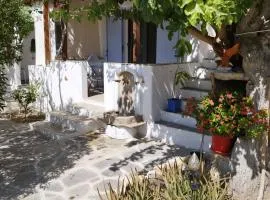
[167, 71, 190, 113]
[184, 91, 268, 156]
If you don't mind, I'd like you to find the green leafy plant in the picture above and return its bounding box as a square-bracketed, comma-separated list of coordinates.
[238, 109, 269, 139]
[0, 0, 33, 111]
[100, 163, 231, 200]
[184, 91, 268, 138]
[174, 71, 191, 87]
[171, 70, 191, 98]
[50, 0, 252, 57]
[12, 83, 40, 120]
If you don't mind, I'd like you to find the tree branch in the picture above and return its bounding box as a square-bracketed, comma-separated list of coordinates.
[56, 21, 67, 59]
[188, 26, 215, 46]
[188, 26, 224, 56]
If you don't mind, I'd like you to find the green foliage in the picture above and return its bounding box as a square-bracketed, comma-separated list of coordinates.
[0, 0, 33, 111]
[174, 71, 191, 86]
[0, 0, 33, 66]
[184, 91, 268, 138]
[101, 163, 231, 200]
[53, 0, 252, 57]
[12, 83, 40, 119]
[238, 109, 269, 139]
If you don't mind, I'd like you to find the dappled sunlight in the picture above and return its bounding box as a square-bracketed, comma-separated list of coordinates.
[0, 120, 94, 199]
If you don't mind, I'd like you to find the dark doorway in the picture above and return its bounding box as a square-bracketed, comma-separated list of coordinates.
[128, 21, 157, 64]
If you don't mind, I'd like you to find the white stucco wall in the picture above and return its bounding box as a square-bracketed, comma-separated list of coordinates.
[5, 64, 21, 92]
[67, 0, 101, 59]
[104, 63, 185, 122]
[156, 26, 179, 64]
[156, 24, 216, 64]
[28, 60, 88, 112]
[151, 64, 182, 120]
[104, 63, 153, 121]
[33, 4, 46, 66]
[67, 20, 101, 59]
[20, 31, 36, 83]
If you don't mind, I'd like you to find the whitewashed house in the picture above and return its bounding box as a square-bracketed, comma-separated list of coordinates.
[28, 0, 219, 151]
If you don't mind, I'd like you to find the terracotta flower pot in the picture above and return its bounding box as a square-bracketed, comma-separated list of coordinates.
[211, 135, 235, 156]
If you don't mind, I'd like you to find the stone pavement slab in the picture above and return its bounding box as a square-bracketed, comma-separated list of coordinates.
[0, 119, 190, 200]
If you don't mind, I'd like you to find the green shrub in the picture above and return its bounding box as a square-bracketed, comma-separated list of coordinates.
[184, 91, 268, 138]
[100, 163, 231, 200]
[12, 83, 40, 119]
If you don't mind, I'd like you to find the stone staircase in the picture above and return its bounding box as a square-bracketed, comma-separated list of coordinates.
[151, 60, 216, 152]
[33, 100, 106, 140]
[32, 60, 220, 151]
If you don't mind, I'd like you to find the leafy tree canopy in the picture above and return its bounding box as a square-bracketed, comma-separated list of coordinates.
[51, 0, 252, 57]
[0, 0, 33, 66]
[0, 0, 33, 110]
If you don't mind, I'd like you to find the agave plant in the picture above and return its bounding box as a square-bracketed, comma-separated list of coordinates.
[100, 162, 231, 200]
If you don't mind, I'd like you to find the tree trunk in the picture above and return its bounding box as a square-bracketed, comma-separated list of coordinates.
[231, 0, 270, 199]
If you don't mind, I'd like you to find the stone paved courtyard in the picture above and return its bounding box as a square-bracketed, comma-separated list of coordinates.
[0, 119, 190, 200]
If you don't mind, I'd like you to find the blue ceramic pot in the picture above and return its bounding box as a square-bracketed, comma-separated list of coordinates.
[167, 98, 181, 113]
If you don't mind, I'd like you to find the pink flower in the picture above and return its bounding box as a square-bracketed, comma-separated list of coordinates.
[226, 93, 233, 99]
[209, 100, 214, 106]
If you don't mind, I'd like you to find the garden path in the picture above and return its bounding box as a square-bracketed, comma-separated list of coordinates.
[0, 119, 190, 200]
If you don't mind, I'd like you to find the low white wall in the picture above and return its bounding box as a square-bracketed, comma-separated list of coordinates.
[104, 62, 188, 122]
[29, 60, 88, 112]
[5, 64, 21, 92]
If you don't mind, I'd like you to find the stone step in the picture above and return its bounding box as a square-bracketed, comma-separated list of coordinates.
[32, 121, 82, 140]
[105, 121, 146, 140]
[178, 63, 216, 79]
[179, 88, 209, 100]
[47, 111, 105, 133]
[67, 102, 104, 118]
[184, 79, 212, 91]
[148, 121, 211, 152]
[200, 59, 218, 69]
[160, 110, 196, 129]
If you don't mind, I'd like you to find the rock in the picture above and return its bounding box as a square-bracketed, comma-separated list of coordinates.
[204, 153, 231, 179]
[146, 170, 163, 180]
[209, 166, 221, 182]
[230, 138, 261, 200]
[154, 156, 189, 172]
[147, 170, 165, 187]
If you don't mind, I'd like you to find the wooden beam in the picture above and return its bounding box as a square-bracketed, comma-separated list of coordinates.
[43, 2, 51, 64]
[132, 22, 141, 63]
